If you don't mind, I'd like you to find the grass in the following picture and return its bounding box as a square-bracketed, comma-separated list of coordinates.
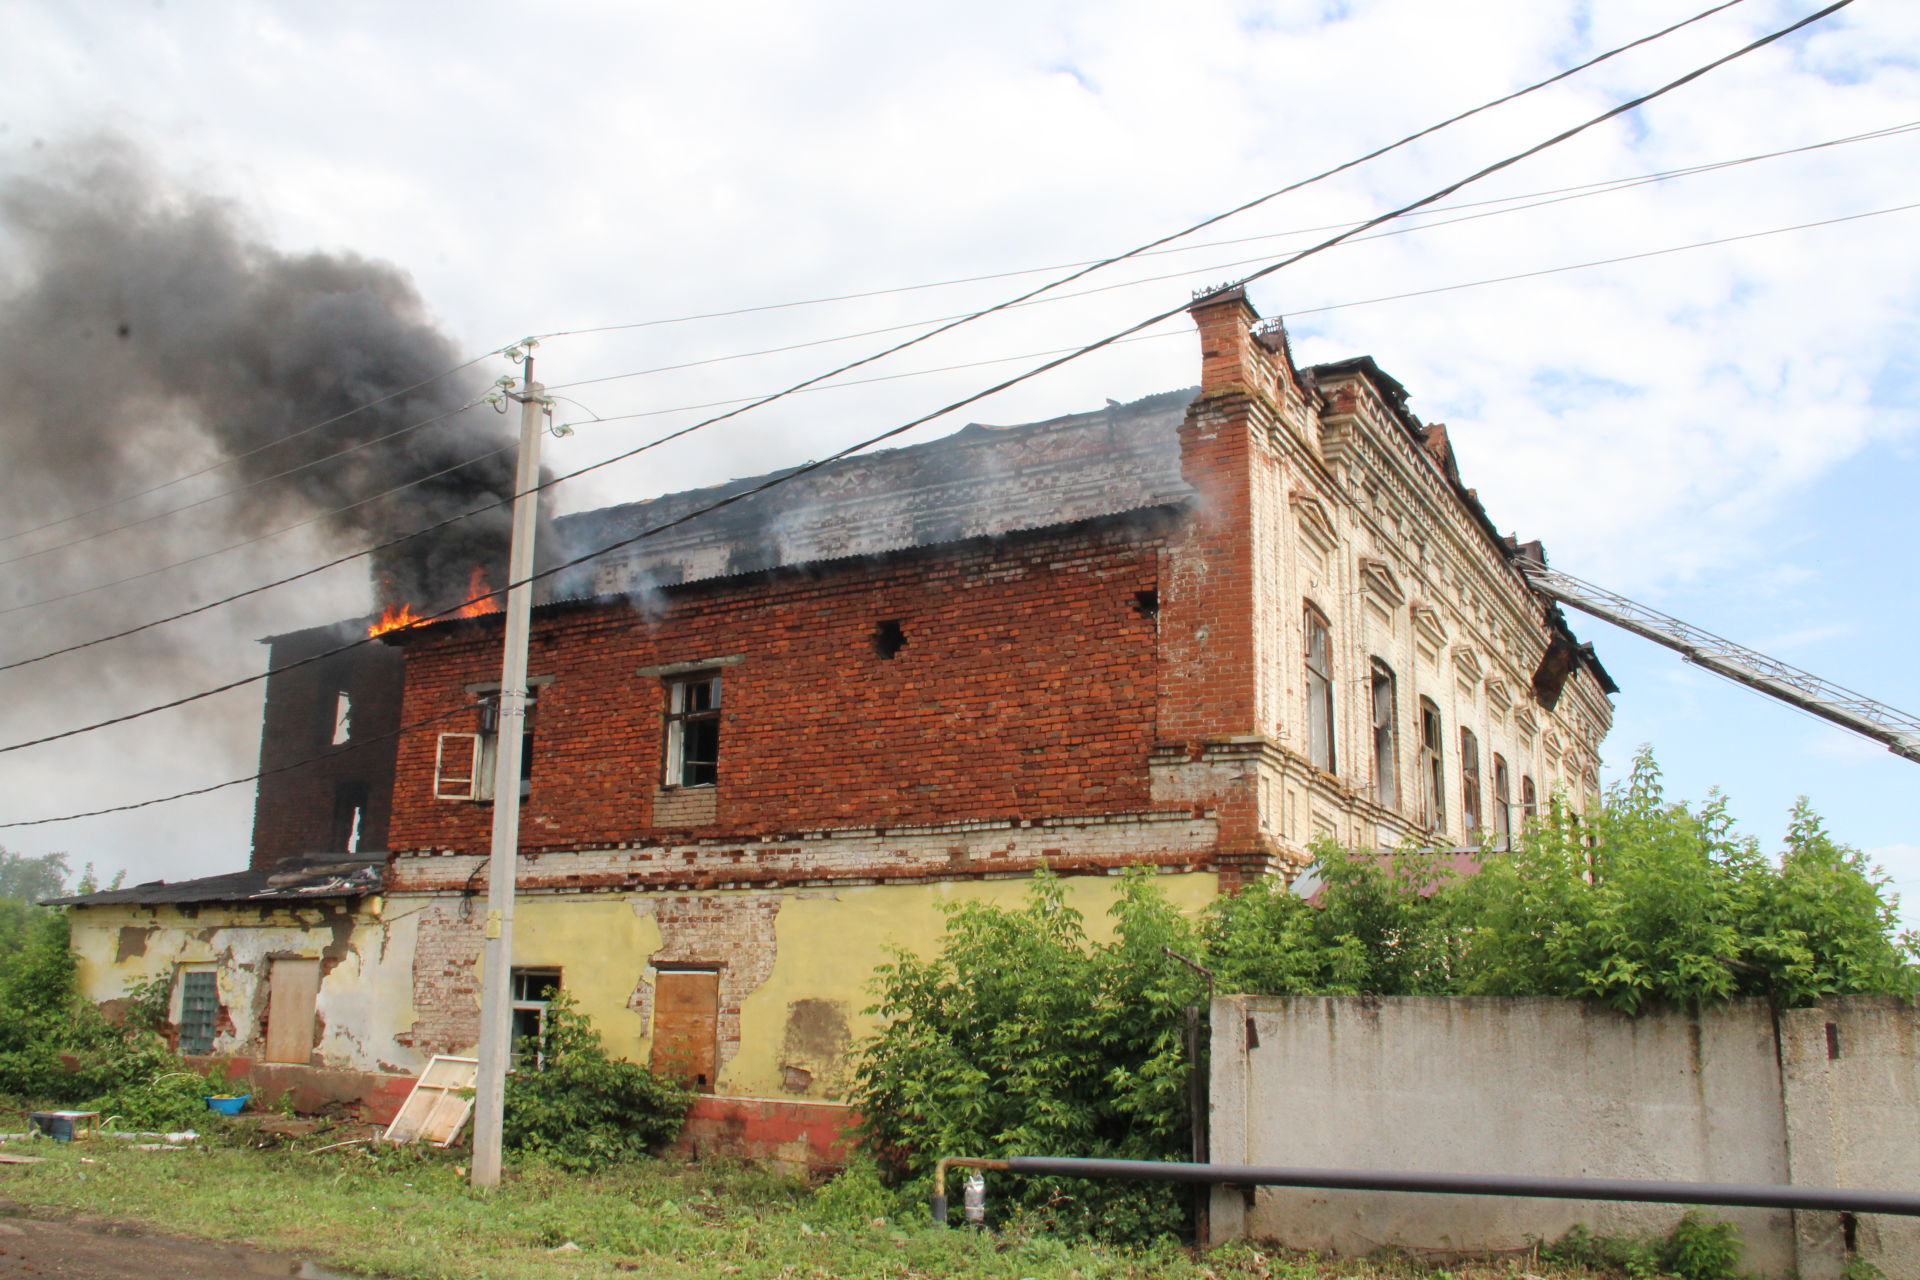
[0, 1139, 1635, 1280]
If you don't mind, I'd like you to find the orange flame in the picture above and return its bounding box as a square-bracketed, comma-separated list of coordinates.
[367, 566, 498, 637]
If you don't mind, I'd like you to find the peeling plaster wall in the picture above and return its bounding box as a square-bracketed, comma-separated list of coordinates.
[382, 870, 1217, 1100]
[65, 899, 413, 1070]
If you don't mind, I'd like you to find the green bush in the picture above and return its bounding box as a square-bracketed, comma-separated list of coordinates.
[854, 870, 1206, 1243]
[501, 990, 691, 1170]
[1543, 1212, 1743, 1280]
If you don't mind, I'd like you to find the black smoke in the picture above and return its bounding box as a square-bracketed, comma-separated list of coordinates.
[0, 137, 530, 619]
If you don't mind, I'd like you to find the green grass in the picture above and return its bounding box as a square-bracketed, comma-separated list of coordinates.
[0, 1140, 1628, 1280]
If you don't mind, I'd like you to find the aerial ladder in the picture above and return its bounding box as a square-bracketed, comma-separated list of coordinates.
[1516, 561, 1920, 766]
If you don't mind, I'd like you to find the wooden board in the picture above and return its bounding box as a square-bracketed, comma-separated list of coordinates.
[382, 1055, 479, 1146]
[649, 970, 720, 1091]
[263, 958, 320, 1064]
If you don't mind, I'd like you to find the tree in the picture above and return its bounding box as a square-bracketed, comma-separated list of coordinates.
[0, 847, 70, 904]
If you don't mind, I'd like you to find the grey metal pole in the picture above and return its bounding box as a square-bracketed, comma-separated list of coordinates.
[469, 355, 546, 1189]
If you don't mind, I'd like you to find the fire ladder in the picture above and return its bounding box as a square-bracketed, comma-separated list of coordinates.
[1516, 562, 1920, 766]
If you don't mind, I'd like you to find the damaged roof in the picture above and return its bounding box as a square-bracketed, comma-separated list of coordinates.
[46, 856, 384, 908]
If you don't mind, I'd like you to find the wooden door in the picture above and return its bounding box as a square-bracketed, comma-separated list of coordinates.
[650, 969, 720, 1091]
[263, 958, 320, 1064]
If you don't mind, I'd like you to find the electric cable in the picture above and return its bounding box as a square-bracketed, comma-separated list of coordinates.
[0, 393, 498, 570]
[0, 349, 506, 545]
[0, 1, 1769, 646]
[533, 117, 1917, 344]
[0, 697, 486, 830]
[0, 0, 1851, 769]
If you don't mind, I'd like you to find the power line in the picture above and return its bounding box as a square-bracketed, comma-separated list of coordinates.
[0, 0, 1846, 765]
[0, 441, 515, 619]
[0, 698, 484, 830]
[0, 3, 1753, 650]
[0, 393, 495, 571]
[0, 349, 505, 546]
[533, 117, 1916, 346]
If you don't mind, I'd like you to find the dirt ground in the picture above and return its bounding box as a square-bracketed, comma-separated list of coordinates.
[0, 1202, 360, 1279]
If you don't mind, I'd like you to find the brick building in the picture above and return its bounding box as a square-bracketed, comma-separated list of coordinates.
[61, 289, 1612, 1157]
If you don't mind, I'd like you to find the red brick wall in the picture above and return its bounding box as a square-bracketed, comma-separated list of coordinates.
[386, 517, 1170, 855]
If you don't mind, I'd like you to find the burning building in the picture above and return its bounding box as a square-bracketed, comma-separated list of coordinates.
[58, 289, 1612, 1160]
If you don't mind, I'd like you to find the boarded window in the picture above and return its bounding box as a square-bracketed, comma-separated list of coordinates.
[1304, 604, 1335, 774]
[178, 969, 219, 1055]
[664, 675, 721, 788]
[650, 967, 720, 1091]
[1460, 728, 1482, 835]
[1369, 662, 1398, 810]
[264, 958, 320, 1064]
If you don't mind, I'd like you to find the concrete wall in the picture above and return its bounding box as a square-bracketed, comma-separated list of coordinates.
[1210, 995, 1920, 1279]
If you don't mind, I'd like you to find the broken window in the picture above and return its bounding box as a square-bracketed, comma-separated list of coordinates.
[1521, 774, 1538, 823]
[176, 967, 219, 1055]
[1304, 604, 1335, 774]
[664, 674, 721, 788]
[510, 969, 561, 1070]
[1418, 699, 1444, 830]
[1493, 753, 1513, 845]
[650, 965, 720, 1091]
[329, 780, 369, 852]
[435, 690, 538, 802]
[1369, 661, 1398, 810]
[331, 691, 353, 745]
[1460, 728, 1482, 835]
[871, 619, 906, 659]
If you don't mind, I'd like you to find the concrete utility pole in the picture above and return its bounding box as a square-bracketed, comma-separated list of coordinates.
[470, 350, 547, 1188]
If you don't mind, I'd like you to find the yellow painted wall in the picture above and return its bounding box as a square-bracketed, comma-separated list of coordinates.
[510, 897, 663, 1063]
[64, 900, 416, 1070]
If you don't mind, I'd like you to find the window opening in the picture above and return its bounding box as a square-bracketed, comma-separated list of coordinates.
[1418, 698, 1444, 830]
[330, 780, 369, 851]
[650, 965, 721, 1091]
[177, 969, 219, 1055]
[510, 969, 561, 1069]
[665, 674, 721, 788]
[1304, 605, 1335, 774]
[1133, 589, 1160, 619]
[1493, 753, 1513, 845]
[477, 691, 538, 800]
[871, 619, 906, 659]
[331, 691, 353, 745]
[1461, 728, 1482, 835]
[1369, 662, 1398, 810]
[1521, 775, 1538, 823]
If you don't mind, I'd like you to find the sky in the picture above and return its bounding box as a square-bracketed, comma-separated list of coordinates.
[0, 1, 1914, 911]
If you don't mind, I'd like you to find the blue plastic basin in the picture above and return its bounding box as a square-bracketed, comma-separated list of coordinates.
[204, 1094, 250, 1116]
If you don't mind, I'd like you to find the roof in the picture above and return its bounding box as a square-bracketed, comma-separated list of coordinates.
[549, 386, 1198, 601]
[47, 856, 384, 908]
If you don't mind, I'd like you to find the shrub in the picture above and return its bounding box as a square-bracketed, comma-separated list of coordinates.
[501, 990, 691, 1170]
[854, 870, 1206, 1243]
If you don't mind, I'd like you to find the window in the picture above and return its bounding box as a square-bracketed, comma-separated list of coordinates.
[1521, 774, 1538, 823]
[1460, 728, 1482, 835]
[1304, 605, 1335, 773]
[331, 691, 353, 745]
[1418, 699, 1444, 830]
[435, 688, 539, 801]
[664, 674, 721, 788]
[177, 968, 219, 1055]
[330, 780, 369, 852]
[510, 969, 561, 1070]
[1493, 753, 1513, 845]
[1369, 662, 1398, 809]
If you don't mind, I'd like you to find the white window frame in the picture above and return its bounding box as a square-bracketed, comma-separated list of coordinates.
[663, 673, 722, 789]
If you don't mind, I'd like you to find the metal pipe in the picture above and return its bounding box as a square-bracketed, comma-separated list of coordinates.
[930, 1156, 1008, 1224]
[997, 1156, 1920, 1218]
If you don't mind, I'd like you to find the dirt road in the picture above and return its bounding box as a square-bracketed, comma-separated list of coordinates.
[0, 1203, 360, 1279]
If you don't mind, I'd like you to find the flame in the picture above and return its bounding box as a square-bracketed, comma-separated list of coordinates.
[451, 565, 500, 619]
[368, 601, 424, 637]
[367, 566, 498, 637]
